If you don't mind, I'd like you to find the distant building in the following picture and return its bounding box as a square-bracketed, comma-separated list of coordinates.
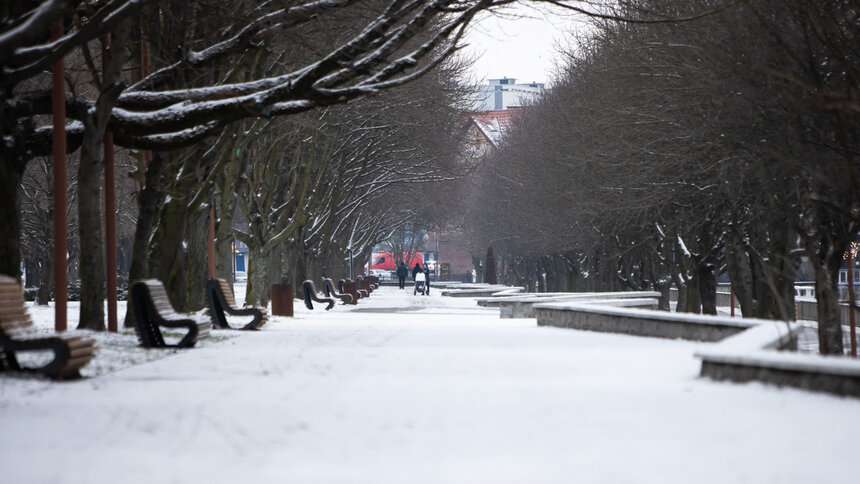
[477, 77, 545, 111]
[460, 109, 523, 159]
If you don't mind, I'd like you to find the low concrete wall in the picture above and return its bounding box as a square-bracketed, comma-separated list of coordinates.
[441, 285, 524, 298]
[700, 360, 860, 397]
[534, 303, 756, 341]
[696, 323, 860, 398]
[476, 292, 576, 308]
[499, 291, 661, 319]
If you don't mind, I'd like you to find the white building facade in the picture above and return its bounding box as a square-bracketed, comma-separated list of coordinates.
[476, 77, 545, 111]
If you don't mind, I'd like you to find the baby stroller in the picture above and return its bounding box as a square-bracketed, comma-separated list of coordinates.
[414, 271, 426, 295]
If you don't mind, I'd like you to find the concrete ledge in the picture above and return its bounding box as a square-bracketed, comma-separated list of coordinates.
[700, 360, 860, 397]
[534, 303, 756, 341]
[441, 285, 524, 298]
[695, 322, 860, 397]
[477, 292, 592, 308]
[499, 291, 661, 318]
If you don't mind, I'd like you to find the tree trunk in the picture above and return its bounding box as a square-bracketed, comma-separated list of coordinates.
[654, 278, 671, 311]
[814, 260, 843, 355]
[801, 213, 854, 354]
[124, 153, 166, 328]
[246, 242, 274, 307]
[725, 234, 756, 317]
[76, 119, 106, 330]
[698, 263, 717, 315]
[0, 159, 24, 278]
[683, 278, 702, 313]
[77, 26, 128, 330]
[184, 206, 209, 311]
[484, 246, 497, 285]
[36, 257, 53, 305]
[149, 195, 190, 312]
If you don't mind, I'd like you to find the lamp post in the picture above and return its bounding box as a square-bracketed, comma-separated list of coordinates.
[52, 18, 67, 332]
[848, 243, 857, 358]
[232, 241, 237, 283]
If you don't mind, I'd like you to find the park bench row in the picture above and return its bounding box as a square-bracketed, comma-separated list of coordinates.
[0, 273, 378, 379]
[303, 275, 379, 310]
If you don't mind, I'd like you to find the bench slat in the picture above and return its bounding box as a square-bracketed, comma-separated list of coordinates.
[0, 276, 96, 379]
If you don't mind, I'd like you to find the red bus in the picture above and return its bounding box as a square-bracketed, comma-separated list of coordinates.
[368, 251, 423, 271]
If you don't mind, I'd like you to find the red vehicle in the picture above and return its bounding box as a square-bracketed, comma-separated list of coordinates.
[369, 251, 423, 271]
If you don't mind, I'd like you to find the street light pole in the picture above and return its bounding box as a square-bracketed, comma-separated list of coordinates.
[848, 245, 857, 358]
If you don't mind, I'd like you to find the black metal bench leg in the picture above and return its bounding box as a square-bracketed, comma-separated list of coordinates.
[0, 347, 21, 371]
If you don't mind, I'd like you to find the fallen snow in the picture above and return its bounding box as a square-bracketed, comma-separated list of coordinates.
[1, 286, 858, 483]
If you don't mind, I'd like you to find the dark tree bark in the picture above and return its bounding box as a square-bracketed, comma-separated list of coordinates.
[123, 153, 166, 328]
[76, 119, 106, 330]
[0, 160, 24, 279]
[696, 263, 716, 315]
[484, 246, 497, 285]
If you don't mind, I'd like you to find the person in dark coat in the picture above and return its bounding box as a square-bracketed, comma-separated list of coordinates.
[412, 262, 422, 281]
[396, 262, 408, 289]
[423, 266, 431, 295]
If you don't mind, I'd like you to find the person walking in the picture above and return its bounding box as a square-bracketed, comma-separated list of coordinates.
[412, 262, 422, 281]
[423, 266, 431, 295]
[414, 270, 426, 295]
[396, 261, 408, 289]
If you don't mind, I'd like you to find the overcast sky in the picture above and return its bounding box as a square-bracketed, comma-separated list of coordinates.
[461, 4, 590, 86]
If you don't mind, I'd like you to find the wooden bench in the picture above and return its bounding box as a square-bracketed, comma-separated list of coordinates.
[302, 280, 335, 310]
[341, 279, 363, 302]
[345, 278, 369, 299]
[207, 278, 268, 330]
[356, 275, 373, 296]
[0, 275, 96, 379]
[365, 275, 380, 289]
[322, 278, 353, 304]
[130, 279, 212, 347]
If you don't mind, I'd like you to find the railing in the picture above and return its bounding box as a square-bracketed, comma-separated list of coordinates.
[670, 288, 860, 324]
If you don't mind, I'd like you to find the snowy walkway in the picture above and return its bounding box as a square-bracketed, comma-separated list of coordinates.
[1, 287, 858, 483]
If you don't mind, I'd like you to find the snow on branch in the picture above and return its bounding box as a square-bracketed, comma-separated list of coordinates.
[5, 0, 153, 85]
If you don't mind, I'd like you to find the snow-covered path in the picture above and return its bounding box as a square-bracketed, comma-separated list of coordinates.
[1, 287, 858, 483]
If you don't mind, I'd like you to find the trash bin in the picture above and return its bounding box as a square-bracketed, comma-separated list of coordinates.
[270, 283, 294, 317]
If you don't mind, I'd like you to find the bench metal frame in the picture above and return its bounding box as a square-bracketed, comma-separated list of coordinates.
[322, 278, 353, 304]
[207, 279, 267, 330]
[131, 279, 211, 348]
[302, 280, 335, 310]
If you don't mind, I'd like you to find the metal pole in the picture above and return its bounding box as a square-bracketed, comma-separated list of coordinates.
[103, 33, 118, 333]
[208, 201, 216, 279]
[848, 246, 857, 358]
[730, 285, 735, 317]
[348, 248, 354, 280]
[51, 19, 67, 332]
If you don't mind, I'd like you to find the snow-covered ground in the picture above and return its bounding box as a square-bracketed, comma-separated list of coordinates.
[1, 285, 858, 483]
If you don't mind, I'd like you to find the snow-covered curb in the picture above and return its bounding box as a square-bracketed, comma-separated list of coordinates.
[476, 292, 580, 307]
[534, 303, 757, 341]
[494, 291, 661, 318]
[440, 285, 524, 297]
[695, 322, 860, 397]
